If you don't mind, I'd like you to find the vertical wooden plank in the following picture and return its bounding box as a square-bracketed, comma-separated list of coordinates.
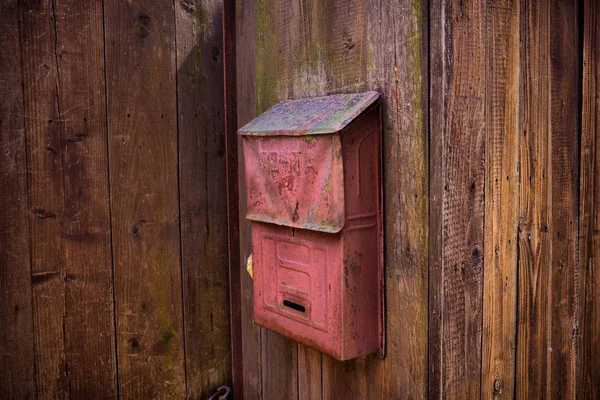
[53, 0, 118, 396]
[578, 0, 600, 398]
[430, 0, 486, 398]
[20, 0, 118, 396]
[261, 329, 298, 400]
[481, 0, 519, 398]
[0, 2, 36, 397]
[428, 0, 444, 397]
[19, 2, 69, 397]
[517, 0, 580, 398]
[104, 0, 186, 397]
[175, 0, 232, 397]
[236, 0, 263, 397]
[547, 0, 580, 393]
[298, 346, 322, 400]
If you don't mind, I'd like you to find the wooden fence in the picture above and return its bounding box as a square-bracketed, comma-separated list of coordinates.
[0, 0, 598, 399]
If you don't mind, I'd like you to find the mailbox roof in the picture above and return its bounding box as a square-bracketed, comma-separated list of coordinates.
[238, 91, 379, 136]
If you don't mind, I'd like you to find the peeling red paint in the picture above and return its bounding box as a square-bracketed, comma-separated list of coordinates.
[239, 92, 384, 361]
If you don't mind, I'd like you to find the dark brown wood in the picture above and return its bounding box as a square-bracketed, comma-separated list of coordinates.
[0, 2, 36, 398]
[428, 0, 444, 398]
[104, 0, 186, 397]
[517, 0, 580, 398]
[19, 1, 69, 395]
[430, 0, 486, 398]
[236, 0, 263, 397]
[579, 0, 600, 398]
[175, 0, 232, 397]
[20, 0, 118, 397]
[53, 1, 118, 396]
[261, 329, 298, 400]
[223, 0, 244, 396]
[481, 0, 520, 398]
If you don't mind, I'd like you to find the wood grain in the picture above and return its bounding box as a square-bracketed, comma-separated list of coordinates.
[175, 0, 232, 397]
[517, 0, 580, 398]
[236, 0, 263, 397]
[0, 2, 36, 397]
[481, 0, 520, 398]
[578, 0, 600, 398]
[104, 0, 186, 397]
[428, 0, 444, 397]
[53, 1, 118, 396]
[20, 2, 71, 397]
[430, 0, 486, 398]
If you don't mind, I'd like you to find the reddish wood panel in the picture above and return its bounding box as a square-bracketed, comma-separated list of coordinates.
[481, 0, 520, 398]
[236, 0, 264, 397]
[430, 0, 486, 398]
[104, 0, 186, 397]
[53, 1, 118, 396]
[175, 0, 232, 397]
[0, 2, 36, 398]
[578, 0, 600, 398]
[19, 0, 118, 397]
[19, 2, 69, 396]
[517, 0, 580, 398]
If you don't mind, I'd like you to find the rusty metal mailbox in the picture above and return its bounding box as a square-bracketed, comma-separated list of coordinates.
[239, 92, 384, 361]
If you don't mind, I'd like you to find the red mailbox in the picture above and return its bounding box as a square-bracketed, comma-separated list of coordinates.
[239, 92, 384, 361]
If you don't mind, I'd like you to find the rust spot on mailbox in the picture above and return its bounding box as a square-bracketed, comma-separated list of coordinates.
[239, 91, 384, 361]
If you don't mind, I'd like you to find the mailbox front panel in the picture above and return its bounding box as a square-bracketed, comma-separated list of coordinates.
[252, 222, 345, 358]
[243, 135, 345, 233]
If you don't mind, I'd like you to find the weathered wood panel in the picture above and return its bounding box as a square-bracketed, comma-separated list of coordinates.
[19, 0, 118, 397]
[0, 3, 36, 398]
[53, 0, 118, 396]
[481, 0, 520, 398]
[175, 0, 232, 397]
[579, 0, 600, 398]
[517, 0, 580, 398]
[104, 0, 185, 397]
[430, 0, 486, 398]
[236, 0, 264, 397]
[19, 2, 70, 396]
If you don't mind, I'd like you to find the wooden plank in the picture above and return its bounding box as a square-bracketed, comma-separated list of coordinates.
[0, 2, 36, 397]
[516, 0, 580, 398]
[20, 0, 118, 396]
[298, 346, 322, 400]
[578, 0, 600, 397]
[428, 0, 444, 397]
[236, 0, 263, 396]
[223, 0, 244, 395]
[104, 0, 186, 397]
[430, 0, 486, 398]
[481, 0, 519, 398]
[52, 1, 118, 396]
[364, 0, 429, 397]
[261, 329, 298, 400]
[175, 0, 232, 397]
[19, 2, 70, 397]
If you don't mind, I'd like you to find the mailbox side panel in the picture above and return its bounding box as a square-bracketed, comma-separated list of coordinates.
[340, 106, 384, 359]
[251, 222, 345, 359]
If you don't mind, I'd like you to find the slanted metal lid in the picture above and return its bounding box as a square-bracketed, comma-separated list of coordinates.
[238, 91, 379, 137]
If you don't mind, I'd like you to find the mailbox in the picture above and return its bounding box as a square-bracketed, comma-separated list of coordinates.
[239, 91, 384, 361]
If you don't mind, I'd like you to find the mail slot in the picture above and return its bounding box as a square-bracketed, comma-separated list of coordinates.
[239, 92, 384, 361]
